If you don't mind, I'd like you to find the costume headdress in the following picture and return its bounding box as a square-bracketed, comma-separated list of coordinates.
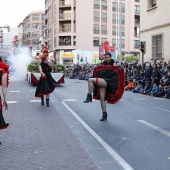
[41, 45, 49, 61]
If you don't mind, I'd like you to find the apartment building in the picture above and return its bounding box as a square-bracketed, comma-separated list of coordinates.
[45, 0, 140, 64]
[22, 10, 45, 50]
[17, 23, 23, 46]
[140, 0, 170, 62]
[0, 26, 18, 50]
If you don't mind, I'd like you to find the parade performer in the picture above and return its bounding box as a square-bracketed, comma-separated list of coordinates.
[84, 52, 125, 121]
[35, 45, 58, 107]
[0, 57, 9, 145]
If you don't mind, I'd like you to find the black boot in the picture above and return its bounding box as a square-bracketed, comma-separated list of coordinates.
[46, 99, 50, 107]
[100, 112, 107, 121]
[83, 94, 92, 103]
[41, 96, 44, 105]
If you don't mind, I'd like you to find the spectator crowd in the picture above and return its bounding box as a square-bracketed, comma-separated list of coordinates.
[65, 59, 170, 99]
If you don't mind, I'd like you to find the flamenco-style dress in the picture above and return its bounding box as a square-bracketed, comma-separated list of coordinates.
[35, 62, 58, 97]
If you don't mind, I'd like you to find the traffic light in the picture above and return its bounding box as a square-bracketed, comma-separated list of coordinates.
[140, 41, 146, 54]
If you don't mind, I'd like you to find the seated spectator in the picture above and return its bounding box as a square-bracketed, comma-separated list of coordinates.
[124, 79, 136, 91]
[132, 80, 144, 93]
[154, 84, 165, 97]
[164, 85, 170, 99]
[150, 83, 159, 96]
[140, 81, 152, 95]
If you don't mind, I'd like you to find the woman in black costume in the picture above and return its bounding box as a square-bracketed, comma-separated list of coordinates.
[84, 52, 125, 121]
[35, 46, 58, 107]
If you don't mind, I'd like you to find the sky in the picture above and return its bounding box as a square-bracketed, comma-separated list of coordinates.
[0, 0, 45, 27]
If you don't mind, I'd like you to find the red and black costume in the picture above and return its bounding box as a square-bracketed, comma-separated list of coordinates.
[93, 62, 125, 104]
[35, 46, 58, 97]
[0, 61, 10, 87]
[0, 61, 9, 130]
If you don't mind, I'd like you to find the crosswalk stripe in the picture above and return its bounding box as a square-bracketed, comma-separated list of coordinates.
[10, 91, 20, 92]
[30, 100, 40, 102]
[138, 120, 170, 137]
[7, 101, 17, 103]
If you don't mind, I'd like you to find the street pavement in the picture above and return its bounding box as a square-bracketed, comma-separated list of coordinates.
[0, 79, 100, 170]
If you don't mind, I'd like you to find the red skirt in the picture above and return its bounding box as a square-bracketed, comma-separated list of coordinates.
[93, 65, 125, 104]
[0, 96, 8, 130]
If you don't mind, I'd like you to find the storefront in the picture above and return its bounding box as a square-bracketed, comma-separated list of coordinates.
[61, 53, 75, 65]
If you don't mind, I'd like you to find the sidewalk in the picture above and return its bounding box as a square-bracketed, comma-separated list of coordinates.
[0, 79, 100, 170]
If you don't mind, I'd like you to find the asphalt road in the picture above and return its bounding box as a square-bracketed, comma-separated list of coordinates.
[51, 77, 170, 170]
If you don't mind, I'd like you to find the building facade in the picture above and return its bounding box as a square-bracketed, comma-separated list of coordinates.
[140, 0, 170, 62]
[45, 0, 140, 64]
[22, 10, 45, 50]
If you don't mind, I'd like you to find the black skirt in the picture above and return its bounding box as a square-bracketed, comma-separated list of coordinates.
[93, 65, 125, 104]
[35, 74, 58, 97]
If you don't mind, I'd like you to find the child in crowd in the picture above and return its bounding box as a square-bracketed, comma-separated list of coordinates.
[140, 81, 152, 95]
[132, 80, 143, 93]
[150, 83, 159, 96]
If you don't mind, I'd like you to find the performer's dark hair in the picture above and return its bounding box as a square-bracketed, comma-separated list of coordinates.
[104, 52, 111, 58]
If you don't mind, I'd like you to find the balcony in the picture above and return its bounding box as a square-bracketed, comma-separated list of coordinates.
[59, 41, 71, 46]
[59, 14, 71, 21]
[59, 26, 71, 33]
[59, 0, 71, 7]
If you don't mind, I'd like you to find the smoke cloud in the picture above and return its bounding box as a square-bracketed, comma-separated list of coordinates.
[8, 46, 34, 81]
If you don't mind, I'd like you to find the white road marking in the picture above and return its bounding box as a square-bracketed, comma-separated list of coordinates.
[135, 100, 170, 113]
[62, 99, 76, 101]
[30, 90, 36, 92]
[30, 100, 40, 102]
[61, 101, 134, 170]
[138, 120, 170, 137]
[7, 101, 17, 103]
[10, 91, 20, 92]
[134, 98, 146, 101]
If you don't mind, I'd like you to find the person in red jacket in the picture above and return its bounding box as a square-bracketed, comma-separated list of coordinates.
[0, 56, 9, 144]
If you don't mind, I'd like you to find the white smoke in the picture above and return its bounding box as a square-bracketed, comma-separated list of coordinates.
[8, 46, 34, 81]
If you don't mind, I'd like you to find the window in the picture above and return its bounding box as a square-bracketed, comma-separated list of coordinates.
[112, 26, 116, 36]
[101, 25, 107, 35]
[134, 5, 140, 15]
[32, 15, 39, 21]
[112, 14, 117, 24]
[94, 0, 100, 9]
[152, 0, 156, 7]
[112, 2, 117, 12]
[134, 40, 140, 49]
[93, 37, 100, 46]
[101, 0, 107, 10]
[94, 12, 100, 22]
[152, 34, 162, 59]
[101, 38, 107, 45]
[134, 27, 140, 37]
[32, 23, 40, 29]
[101, 13, 107, 23]
[121, 15, 125, 25]
[93, 25, 100, 34]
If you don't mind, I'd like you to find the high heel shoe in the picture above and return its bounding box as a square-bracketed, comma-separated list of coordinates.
[41, 96, 44, 105]
[83, 94, 92, 103]
[100, 112, 107, 121]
